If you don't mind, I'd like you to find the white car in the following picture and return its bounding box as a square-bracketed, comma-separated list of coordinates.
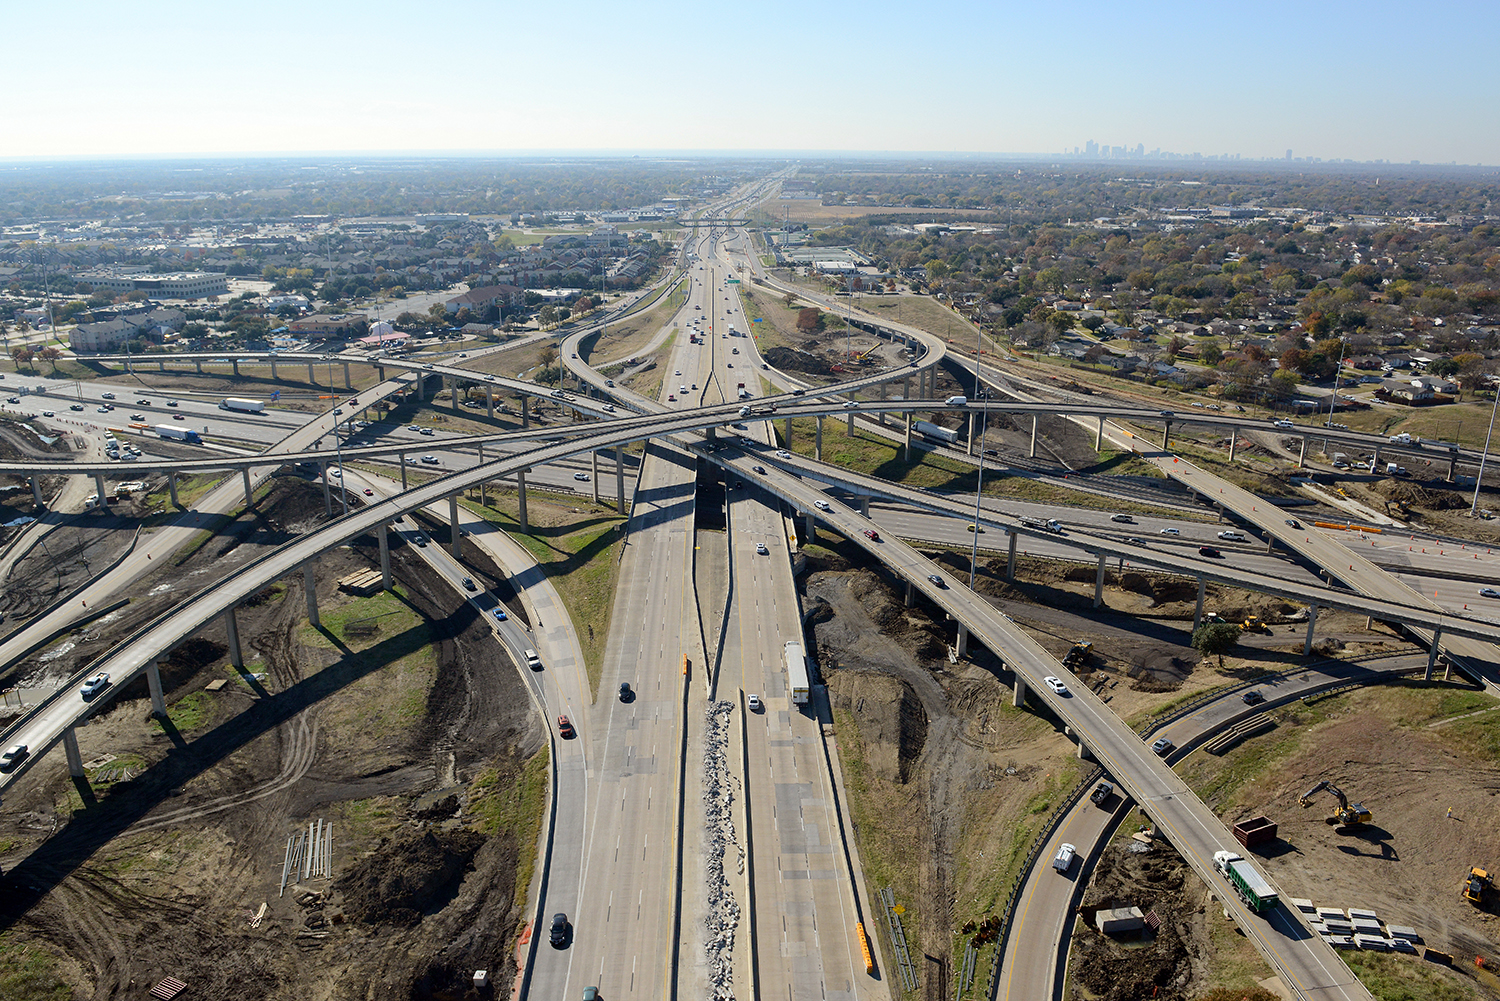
[329, 467, 343, 478]
[1217, 530, 1246, 542]
[776, 449, 791, 459]
[1158, 527, 1179, 535]
[1043, 676, 1069, 696]
[421, 455, 440, 464]
[573, 472, 591, 482]
[814, 500, 832, 512]
[755, 542, 769, 555]
[1480, 588, 1500, 599]
[747, 694, 763, 712]
[80, 673, 111, 698]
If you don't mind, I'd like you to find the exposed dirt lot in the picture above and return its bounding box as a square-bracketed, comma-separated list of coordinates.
[0, 480, 544, 1000]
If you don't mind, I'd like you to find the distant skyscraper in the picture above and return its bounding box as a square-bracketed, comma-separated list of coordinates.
[1085, 139, 1098, 157]
[1286, 149, 1293, 161]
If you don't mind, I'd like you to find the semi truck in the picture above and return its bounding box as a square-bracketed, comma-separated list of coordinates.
[219, 397, 265, 414]
[911, 420, 959, 444]
[784, 640, 810, 705]
[153, 424, 203, 444]
[1214, 850, 1279, 913]
[1019, 514, 1064, 534]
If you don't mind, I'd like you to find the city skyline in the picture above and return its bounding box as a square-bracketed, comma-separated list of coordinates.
[4, 0, 1498, 165]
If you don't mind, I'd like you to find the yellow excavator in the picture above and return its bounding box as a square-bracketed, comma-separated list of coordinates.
[1299, 779, 1373, 828]
[1463, 867, 1490, 905]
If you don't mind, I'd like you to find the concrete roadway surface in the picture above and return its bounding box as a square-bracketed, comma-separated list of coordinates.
[999, 653, 1426, 1001]
[701, 446, 1375, 1001]
[710, 259, 877, 1001]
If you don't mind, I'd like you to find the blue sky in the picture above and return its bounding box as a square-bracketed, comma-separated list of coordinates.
[7, 0, 1497, 163]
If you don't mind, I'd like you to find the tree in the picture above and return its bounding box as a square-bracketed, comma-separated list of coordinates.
[1199, 338, 1223, 366]
[1192, 622, 1241, 668]
[796, 307, 824, 333]
[38, 346, 61, 373]
[783, 292, 797, 308]
[11, 347, 34, 371]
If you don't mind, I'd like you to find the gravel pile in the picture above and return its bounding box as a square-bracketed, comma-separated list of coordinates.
[703, 700, 744, 1001]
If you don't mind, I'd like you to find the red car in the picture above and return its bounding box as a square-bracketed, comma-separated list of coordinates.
[557, 716, 575, 739]
[363, 488, 374, 496]
[863, 529, 880, 541]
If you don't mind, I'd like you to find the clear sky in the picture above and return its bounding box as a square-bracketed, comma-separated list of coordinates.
[7, 0, 1497, 164]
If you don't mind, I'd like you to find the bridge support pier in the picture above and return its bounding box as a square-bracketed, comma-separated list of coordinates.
[1448, 452, 1458, 482]
[1162, 422, 1171, 450]
[1425, 626, 1444, 680]
[616, 446, 627, 512]
[879, 380, 887, 425]
[63, 727, 84, 779]
[195, 360, 203, 374]
[30, 475, 42, 507]
[1077, 736, 1093, 761]
[1298, 436, 1308, 468]
[903, 373, 911, 402]
[232, 359, 240, 377]
[304, 563, 319, 626]
[320, 463, 331, 516]
[224, 607, 243, 669]
[270, 359, 278, 380]
[308, 362, 315, 383]
[399, 452, 408, 490]
[378, 524, 392, 590]
[1093, 553, 1107, 609]
[1096, 416, 1105, 452]
[904, 414, 913, 462]
[486, 387, 494, 419]
[377, 365, 385, 381]
[1302, 605, 1319, 656]
[1370, 446, 1381, 472]
[1006, 530, 1018, 580]
[94, 474, 108, 510]
[449, 495, 461, 557]
[804, 511, 815, 541]
[591, 452, 600, 504]
[343, 361, 351, 389]
[967, 414, 976, 457]
[147, 661, 167, 717]
[1013, 677, 1027, 709]
[241, 468, 253, 507]
[815, 417, 823, 462]
[1193, 577, 1206, 631]
[1229, 429, 1239, 461]
[517, 470, 529, 534]
[478, 444, 486, 506]
[956, 624, 969, 657]
[522, 395, 530, 428]
[905, 581, 915, 607]
[860, 495, 870, 517]
[1030, 416, 1039, 459]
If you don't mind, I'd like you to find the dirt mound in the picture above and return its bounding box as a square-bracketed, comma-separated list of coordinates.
[1118, 572, 1158, 598]
[1127, 651, 1192, 692]
[1071, 843, 1211, 1001]
[338, 827, 488, 927]
[1377, 478, 1470, 510]
[763, 345, 834, 375]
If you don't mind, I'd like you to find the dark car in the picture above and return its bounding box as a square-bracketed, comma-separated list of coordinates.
[1198, 546, 1222, 558]
[619, 682, 633, 702]
[927, 574, 945, 588]
[549, 912, 570, 948]
[1241, 689, 1265, 705]
[1284, 518, 1301, 529]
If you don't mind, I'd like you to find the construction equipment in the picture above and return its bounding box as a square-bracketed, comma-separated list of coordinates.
[1063, 641, 1093, 671]
[1298, 779, 1373, 828]
[1463, 867, 1491, 905]
[1241, 615, 1270, 634]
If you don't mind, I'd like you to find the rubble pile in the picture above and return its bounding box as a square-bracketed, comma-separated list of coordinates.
[703, 700, 744, 1001]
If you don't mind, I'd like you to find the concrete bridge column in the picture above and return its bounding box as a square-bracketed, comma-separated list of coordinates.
[815, 417, 823, 461]
[517, 470, 529, 534]
[1030, 416, 1039, 459]
[1302, 605, 1319, 656]
[1298, 436, 1308, 468]
[486, 387, 494, 419]
[1448, 452, 1459, 482]
[903, 373, 911, 401]
[30, 475, 42, 507]
[804, 511, 815, 541]
[320, 462, 331, 516]
[1193, 577, 1206, 631]
[241, 468, 253, 507]
[879, 380, 887, 425]
[304, 563, 319, 627]
[616, 446, 627, 512]
[1006, 529, 1018, 581]
[477, 444, 486, 506]
[860, 495, 871, 517]
[1425, 626, 1444, 680]
[1077, 737, 1093, 761]
[847, 408, 855, 433]
[1096, 416, 1105, 452]
[147, 661, 167, 717]
[93, 474, 108, 510]
[967, 413, 977, 457]
[377, 365, 385, 381]
[522, 395, 530, 428]
[904, 414, 913, 462]
[270, 359, 278, 380]
[232, 359, 240, 377]
[905, 580, 915, 607]
[63, 727, 84, 779]
[591, 452, 600, 504]
[1162, 422, 1171, 450]
[1013, 676, 1027, 708]
[449, 495, 461, 557]
[956, 624, 969, 657]
[784, 417, 794, 450]
[195, 360, 203, 374]
[1229, 428, 1239, 461]
[399, 453, 408, 490]
[1093, 553, 1107, 609]
[224, 607, 244, 669]
[1370, 445, 1381, 472]
[308, 362, 315, 383]
[378, 524, 392, 590]
[343, 361, 351, 389]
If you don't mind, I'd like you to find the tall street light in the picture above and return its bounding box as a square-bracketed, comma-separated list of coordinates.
[1471, 377, 1500, 517]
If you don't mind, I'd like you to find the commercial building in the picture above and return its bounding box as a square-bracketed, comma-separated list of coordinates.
[288, 313, 368, 340]
[75, 271, 229, 300]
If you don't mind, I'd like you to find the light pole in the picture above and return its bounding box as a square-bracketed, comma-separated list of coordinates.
[1324, 339, 1348, 428]
[1471, 378, 1500, 517]
[969, 398, 989, 589]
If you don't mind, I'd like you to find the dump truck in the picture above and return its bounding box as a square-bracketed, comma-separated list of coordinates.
[1019, 515, 1064, 534]
[1214, 850, 1279, 914]
[1299, 779, 1372, 828]
[1464, 867, 1491, 905]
